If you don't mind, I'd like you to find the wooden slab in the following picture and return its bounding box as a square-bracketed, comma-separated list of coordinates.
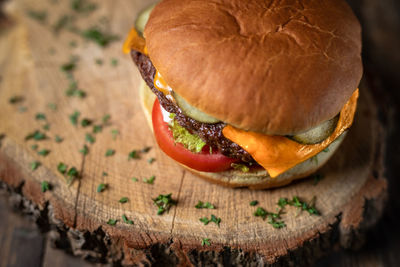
[0, 0, 387, 265]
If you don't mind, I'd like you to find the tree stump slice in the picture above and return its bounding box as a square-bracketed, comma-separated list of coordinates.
[0, 0, 387, 266]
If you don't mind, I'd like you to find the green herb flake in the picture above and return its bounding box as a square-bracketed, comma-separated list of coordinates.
[57, 162, 68, 174]
[111, 58, 118, 66]
[153, 193, 176, 215]
[25, 130, 46, 141]
[267, 214, 286, 229]
[147, 157, 155, 164]
[105, 149, 115, 157]
[27, 10, 47, 23]
[35, 113, 46, 120]
[102, 114, 111, 124]
[31, 161, 41, 171]
[48, 103, 57, 110]
[201, 238, 211, 246]
[102, 171, 108, 176]
[323, 148, 330, 153]
[43, 124, 50, 131]
[79, 144, 89, 155]
[195, 201, 215, 209]
[199, 215, 221, 227]
[81, 27, 119, 47]
[277, 198, 289, 208]
[61, 60, 76, 73]
[231, 163, 250, 172]
[106, 219, 117, 226]
[71, 0, 97, 13]
[131, 177, 138, 182]
[69, 111, 80, 126]
[31, 144, 39, 150]
[93, 125, 103, 133]
[143, 175, 155, 184]
[128, 150, 140, 160]
[141, 146, 151, 153]
[111, 129, 119, 140]
[95, 58, 103, 65]
[66, 167, 79, 185]
[254, 207, 268, 219]
[249, 200, 259, 206]
[122, 214, 133, 224]
[169, 114, 205, 153]
[81, 118, 92, 127]
[85, 133, 95, 144]
[55, 135, 63, 143]
[119, 197, 129, 204]
[38, 149, 50, 156]
[97, 183, 107, 193]
[199, 217, 210, 225]
[9, 96, 24, 104]
[41, 181, 50, 192]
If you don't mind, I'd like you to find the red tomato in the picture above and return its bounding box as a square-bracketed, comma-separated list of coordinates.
[152, 99, 237, 172]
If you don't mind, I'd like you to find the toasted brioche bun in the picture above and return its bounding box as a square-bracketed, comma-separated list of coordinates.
[139, 81, 345, 189]
[145, 0, 362, 135]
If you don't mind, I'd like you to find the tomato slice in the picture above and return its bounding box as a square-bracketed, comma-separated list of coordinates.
[152, 99, 237, 172]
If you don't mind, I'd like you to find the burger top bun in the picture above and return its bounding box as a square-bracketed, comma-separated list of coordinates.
[144, 0, 363, 135]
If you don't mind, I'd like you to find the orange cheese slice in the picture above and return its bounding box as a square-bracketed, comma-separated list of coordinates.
[122, 27, 147, 55]
[222, 90, 359, 178]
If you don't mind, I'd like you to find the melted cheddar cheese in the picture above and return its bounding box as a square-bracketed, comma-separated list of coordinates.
[223, 90, 359, 178]
[123, 28, 147, 55]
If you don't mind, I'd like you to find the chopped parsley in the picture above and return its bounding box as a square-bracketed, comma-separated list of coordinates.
[106, 219, 117, 226]
[41, 181, 50, 192]
[97, 183, 107, 193]
[201, 238, 211, 246]
[55, 135, 63, 143]
[249, 200, 259, 206]
[102, 171, 108, 176]
[131, 177, 138, 182]
[27, 10, 47, 23]
[143, 175, 155, 184]
[30, 161, 41, 171]
[31, 144, 39, 150]
[43, 124, 50, 131]
[81, 27, 119, 47]
[79, 144, 89, 155]
[35, 113, 46, 120]
[111, 58, 118, 66]
[199, 215, 221, 227]
[147, 157, 155, 164]
[105, 149, 115, 157]
[153, 193, 176, 215]
[69, 111, 80, 126]
[37, 149, 50, 156]
[141, 146, 151, 153]
[81, 118, 92, 127]
[111, 129, 119, 140]
[102, 114, 111, 124]
[119, 197, 129, 203]
[66, 167, 79, 185]
[25, 130, 46, 141]
[57, 162, 68, 174]
[195, 201, 215, 209]
[122, 214, 133, 224]
[48, 103, 57, 110]
[71, 0, 97, 14]
[85, 133, 95, 144]
[323, 148, 330, 152]
[93, 125, 103, 133]
[128, 150, 140, 160]
[313, 173, 324, 185]
[253, 207, 285, 229]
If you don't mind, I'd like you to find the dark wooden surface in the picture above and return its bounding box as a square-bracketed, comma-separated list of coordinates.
[1, 0, 400, 266]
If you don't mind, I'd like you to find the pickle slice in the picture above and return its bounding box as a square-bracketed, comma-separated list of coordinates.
[135, 3, 156, 37]
[173, 92, 220, 124]
[291, 116, 339, 144]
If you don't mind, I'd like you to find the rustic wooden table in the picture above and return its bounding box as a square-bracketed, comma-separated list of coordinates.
[1, 0, 399, 266]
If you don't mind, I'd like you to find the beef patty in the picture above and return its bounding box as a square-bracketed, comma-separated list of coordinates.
[131, 50, 255, 163]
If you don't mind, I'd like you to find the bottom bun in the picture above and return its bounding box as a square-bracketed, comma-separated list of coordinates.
[139, 81, 346, 189]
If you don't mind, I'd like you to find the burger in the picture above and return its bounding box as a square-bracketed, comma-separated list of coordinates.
[123, 0, 362, 189]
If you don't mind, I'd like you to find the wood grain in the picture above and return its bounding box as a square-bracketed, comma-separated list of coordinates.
[0, 0, 387, 265]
